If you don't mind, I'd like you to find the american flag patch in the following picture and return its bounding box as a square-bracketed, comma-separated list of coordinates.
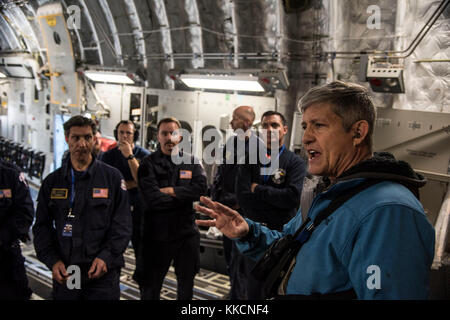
[0, 189, 12, 198]
[179, 170, 192, 179]
[92, 188, 108, 198]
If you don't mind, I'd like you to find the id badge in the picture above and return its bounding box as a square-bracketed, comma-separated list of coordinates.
[62, 223, 73, 237]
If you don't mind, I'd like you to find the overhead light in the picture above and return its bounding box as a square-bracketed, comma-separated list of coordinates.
[0, 65, 33, 78]
[170, 68, 289, 92]
[180, 74, 264, 92]
[83, 70, 135, 84]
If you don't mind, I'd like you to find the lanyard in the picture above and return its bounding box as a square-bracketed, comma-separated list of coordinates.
[68, 168, 76, 219]
[262, 145, 285, 183]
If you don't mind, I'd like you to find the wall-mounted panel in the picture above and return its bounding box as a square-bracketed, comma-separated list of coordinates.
[37, 2, 79, 108]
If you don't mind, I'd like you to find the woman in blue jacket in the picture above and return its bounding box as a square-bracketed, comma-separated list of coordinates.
[196, 81, 435, 300]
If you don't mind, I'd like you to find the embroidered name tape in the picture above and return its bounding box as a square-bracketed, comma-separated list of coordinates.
[51, 188, 68, 199]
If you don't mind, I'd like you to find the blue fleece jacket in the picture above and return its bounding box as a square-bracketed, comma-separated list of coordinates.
[236, 178, 435, 299]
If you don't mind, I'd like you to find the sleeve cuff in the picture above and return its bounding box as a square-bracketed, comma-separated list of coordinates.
[43, 255, 62, 272]
[237, 218, 256, 243]
[253, 184, 268, 200]
[97, 250, 113, 269]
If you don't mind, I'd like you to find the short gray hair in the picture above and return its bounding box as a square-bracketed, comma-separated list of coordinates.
[297, 81, 376, 150]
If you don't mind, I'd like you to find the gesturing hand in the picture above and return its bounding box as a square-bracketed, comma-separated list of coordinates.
[195, 196, 249, 239]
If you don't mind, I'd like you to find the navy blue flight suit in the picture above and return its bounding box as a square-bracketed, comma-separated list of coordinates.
[99, 145, 150, 285]
[211, 133, 263, 300]
[236, 145, 307, 299]
[138, 148, 207, 300]
[0, 162, 34, 300]
[33, 157, 132, 300]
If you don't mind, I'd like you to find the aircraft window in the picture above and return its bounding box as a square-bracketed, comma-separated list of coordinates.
[53, 31, 61, 45]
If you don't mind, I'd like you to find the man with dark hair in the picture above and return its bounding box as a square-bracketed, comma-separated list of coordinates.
[260, 110, 288, 126]
[99, 120, 149, 290]
[0, 161, 34, 300]
[61, 129, 103, 166]
[156, 117, 182, 132]
[196, 81, 435, 299]
[33, 115, 132, 300]
[138, 117, 207, 300]
[235, 110, 307, 299]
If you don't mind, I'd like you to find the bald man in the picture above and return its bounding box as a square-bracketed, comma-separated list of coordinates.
[229, 106, 255, 136]
[212, 105, 263, 300]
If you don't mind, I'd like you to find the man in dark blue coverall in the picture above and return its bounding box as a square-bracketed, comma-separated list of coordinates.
[33, 115, 132, 300]
[236, 110, 307, 299]
[138, 117, 207, 300]
[0, 160, 34, 300]
[99, 120, 150, 290]
[211, 105, 259, 300]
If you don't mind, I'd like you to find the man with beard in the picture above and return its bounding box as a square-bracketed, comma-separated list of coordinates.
[33, 115, 132, 300]
[138, 117, 207, 300]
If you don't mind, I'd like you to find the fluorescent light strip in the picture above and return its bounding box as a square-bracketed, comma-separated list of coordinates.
[84, 71, 134, 84]
[180, 74, 264, 92]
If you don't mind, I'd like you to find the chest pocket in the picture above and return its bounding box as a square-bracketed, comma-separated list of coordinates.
[154, 164, 172, 187]
[0, 197, 13, 218]
[48, 199, 69, 232]
[88, 198, 112, 230]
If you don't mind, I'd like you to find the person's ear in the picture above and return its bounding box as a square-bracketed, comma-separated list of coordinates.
[351, 120, 369, 146]
[245, 119, 252, 131]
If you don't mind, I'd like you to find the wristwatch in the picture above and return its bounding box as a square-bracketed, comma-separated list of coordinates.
[127, 154, 135, 160]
